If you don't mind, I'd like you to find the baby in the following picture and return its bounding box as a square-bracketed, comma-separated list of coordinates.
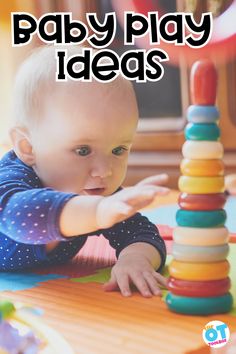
[0, 45, 169, 297]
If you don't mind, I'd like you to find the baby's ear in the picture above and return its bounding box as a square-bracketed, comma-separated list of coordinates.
[9, 127, 35, 166]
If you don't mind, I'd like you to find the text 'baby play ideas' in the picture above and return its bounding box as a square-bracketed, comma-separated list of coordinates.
[12, 11, 213, 82]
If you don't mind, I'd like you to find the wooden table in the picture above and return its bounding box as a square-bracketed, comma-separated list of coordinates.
[2, 191, 236, 354]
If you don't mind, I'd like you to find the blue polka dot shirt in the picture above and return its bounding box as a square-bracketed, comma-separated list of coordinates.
[0, 151, 166, 271]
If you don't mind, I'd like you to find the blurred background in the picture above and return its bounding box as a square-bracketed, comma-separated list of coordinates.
[0, 0, 236, 187]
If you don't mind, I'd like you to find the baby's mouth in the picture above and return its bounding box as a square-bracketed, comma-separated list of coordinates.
[83, 188, 106, 196]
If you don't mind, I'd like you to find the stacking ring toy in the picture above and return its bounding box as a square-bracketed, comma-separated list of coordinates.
[169, 259, 230, 281]
[176, 209, 226, 228]
[168, 277, 231, 297]
[178, 193, 226, 210]
[166, 292, 233, 315]
[180, 159, 224, 177]
[185, 123, 220, 141]
[173, 226, 229, 246]
[187, 105, 219, 124]
[172, 243, 229, 262]
[182, 141, 223, 159]
[178, 176, 224, 194]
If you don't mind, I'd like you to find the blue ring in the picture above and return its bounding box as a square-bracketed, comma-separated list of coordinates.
[185, 123, 220, 141]
[166, 292, 233, 315]
[176, 209, 226, 228]
[187, 105, 219, 123]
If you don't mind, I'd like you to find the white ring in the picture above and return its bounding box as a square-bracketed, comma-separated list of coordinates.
[172, 243, 229, 262]
[173, 226, 229, 246]
[182, 141, 223, 159]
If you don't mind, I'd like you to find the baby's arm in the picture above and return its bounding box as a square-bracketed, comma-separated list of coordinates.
[59, 182, 169, 237]
[0, 187, 77, 245]
[101, 211, 167, 297]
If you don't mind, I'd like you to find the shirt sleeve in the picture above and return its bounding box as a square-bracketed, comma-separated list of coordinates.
[0, 183, 76, 245]
[101, 212, 166, 271]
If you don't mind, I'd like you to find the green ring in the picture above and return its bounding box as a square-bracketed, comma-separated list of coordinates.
[176, 209, 226, 228]
[185, 123, 220, 141]
[166, 292, 233, 315]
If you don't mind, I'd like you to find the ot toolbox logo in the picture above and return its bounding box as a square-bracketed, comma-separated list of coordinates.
[202, 320, 230, 348]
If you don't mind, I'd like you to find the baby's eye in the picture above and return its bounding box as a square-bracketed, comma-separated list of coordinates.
[112, 146, 127, 156]
[75, 146, 91, 156]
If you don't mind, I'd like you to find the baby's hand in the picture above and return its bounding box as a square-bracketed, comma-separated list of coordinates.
[103, 252, 167, 297]
[225, 174, 236, 195]
[96, 177, 169, 229]
[136, 173, 169, 188]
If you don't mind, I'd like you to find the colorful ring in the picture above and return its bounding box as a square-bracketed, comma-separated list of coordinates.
[178, 176, 225, 194]
[185, 123, 220, 141]
[165, 292, 233, 315]
[187, 105, 219, 124]
[169, 259, 230, 281]
[172, 243, 229, 262]
[176, 209, 226, 228]
[168, 277, 231, 297]
[182, 141, 223, 159]
[178, 193, 226, 210]
[180, 159, 224, 177]
[173, 226, 229, 246]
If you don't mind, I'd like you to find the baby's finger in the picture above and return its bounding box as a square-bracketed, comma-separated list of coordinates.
[103, 273, 119, 292]
[137, 174, 169, 187]
[123, 185, 168, 205]
[116, 273, 132, 297]
[143, 271, 162, 296]
[130, 273, 153, 298]
[153, 186, 170, 196]
[153, 272, 169, 289]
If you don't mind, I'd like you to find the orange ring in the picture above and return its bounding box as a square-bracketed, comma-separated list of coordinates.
[169, 260, 230, 281]
[180, 159, 224, 177]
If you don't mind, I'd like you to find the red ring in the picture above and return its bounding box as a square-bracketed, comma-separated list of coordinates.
[168, 277, 231, 297]
[178, 192, 227, 210]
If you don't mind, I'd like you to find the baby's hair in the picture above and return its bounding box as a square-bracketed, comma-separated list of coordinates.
[11, 45, 135, 130]
[11, 45, 82, 128]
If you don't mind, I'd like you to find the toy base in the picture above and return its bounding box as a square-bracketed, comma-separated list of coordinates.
[165, 292, 233, 315]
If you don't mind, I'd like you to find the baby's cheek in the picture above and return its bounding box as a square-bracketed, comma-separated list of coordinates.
[111, 172, 126, 193]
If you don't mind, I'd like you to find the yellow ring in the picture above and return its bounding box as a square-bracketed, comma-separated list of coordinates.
[179, 176, 224, 194]
[180, 158, 224, 177]
[182, 141, 223, 159]
[169, 260, 230, 281]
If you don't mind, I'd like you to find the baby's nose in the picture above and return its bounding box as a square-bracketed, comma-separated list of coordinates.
[90, 159, 112, 178]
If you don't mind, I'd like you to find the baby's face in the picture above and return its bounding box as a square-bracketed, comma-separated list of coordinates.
[30, 80, 138, 196]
